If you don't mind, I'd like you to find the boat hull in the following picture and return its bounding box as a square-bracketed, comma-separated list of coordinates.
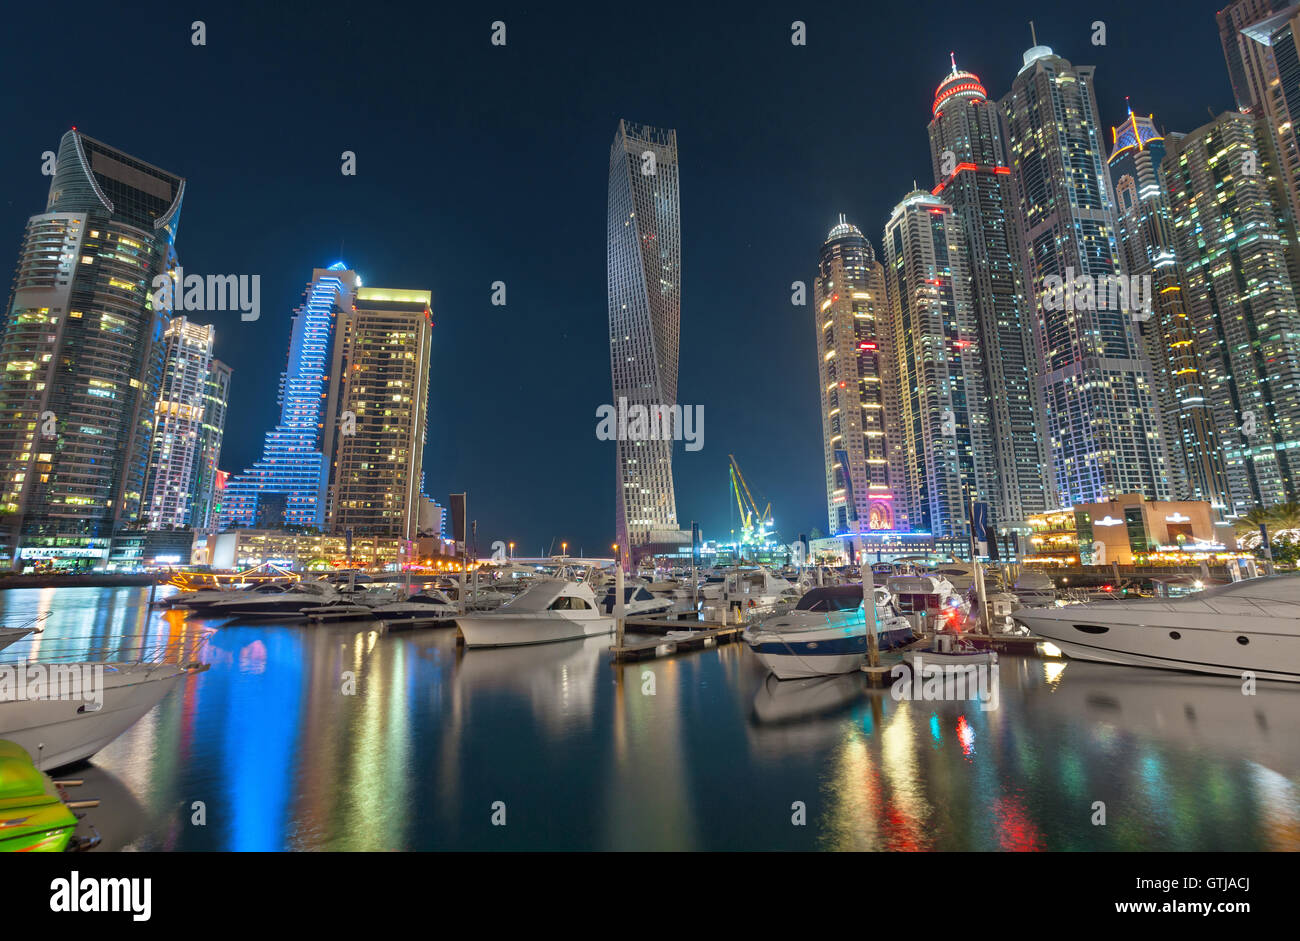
[456, 613, 614, 648]
[1015, 606, 1300, 683]
[747, 625, 912, 680]
[0, 666, 192, 770]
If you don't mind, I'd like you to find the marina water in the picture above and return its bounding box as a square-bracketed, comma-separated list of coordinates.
[5, 586, 1298, 851]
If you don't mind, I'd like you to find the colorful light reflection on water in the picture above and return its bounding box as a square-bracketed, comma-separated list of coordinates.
[2, 587, 1298, 851]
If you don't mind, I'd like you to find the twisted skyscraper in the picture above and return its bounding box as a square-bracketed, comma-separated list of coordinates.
[607, 120, 684, 559]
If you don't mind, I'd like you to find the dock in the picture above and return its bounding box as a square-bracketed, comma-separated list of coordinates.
[610, 617, 747, 661]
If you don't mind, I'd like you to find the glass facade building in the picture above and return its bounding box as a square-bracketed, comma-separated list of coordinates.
[141, 316, 230, 530]
[0, 130, 183, 568]
[1108, 108, 1231, 510]
[883, 190, 995, 541]
[1162, 112, 1300, 512]
[607, 120, 685, 557]
[326, 287, 432, 541]
[814, 217, 902, 535]
[928, 58, 1050, 526]
[1000, 44, 1170, 507]
[219, 264, 359, 530]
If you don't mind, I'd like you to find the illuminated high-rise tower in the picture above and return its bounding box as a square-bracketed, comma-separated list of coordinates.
[141, 317, 230, 530]
[814, 216, 902, 536]
[928, 55, 1050, 526]
[607, 120, 685, 558]
[326, 287, 432, 541]
[884, 191, 995, 541]
[219, 264, 359, 530]
[1163, 111, 1300, 511]
[1107, 107, 1231, 510]
[1000, 42, 1170, 506]
[0, 129, 183, 568]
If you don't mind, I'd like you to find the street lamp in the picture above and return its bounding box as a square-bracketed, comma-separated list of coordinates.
[561, 541, 567, 557]
[508, 541, 514, 559]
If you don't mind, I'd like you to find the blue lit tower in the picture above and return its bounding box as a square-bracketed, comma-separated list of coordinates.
[219, 264, 358, 530]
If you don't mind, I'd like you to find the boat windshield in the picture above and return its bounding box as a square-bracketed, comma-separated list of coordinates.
[795, 588, 863, 612]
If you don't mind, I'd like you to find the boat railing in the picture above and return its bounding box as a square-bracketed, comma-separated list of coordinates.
[0, 628, 214, 668]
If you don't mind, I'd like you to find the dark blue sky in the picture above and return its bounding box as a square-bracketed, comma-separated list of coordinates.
[0, 1, 1231, 555]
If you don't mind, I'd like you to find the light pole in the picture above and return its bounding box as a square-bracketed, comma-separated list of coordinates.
[508, 541, 514, 560]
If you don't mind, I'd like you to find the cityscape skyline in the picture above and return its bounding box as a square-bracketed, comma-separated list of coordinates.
[0, 1, 1267, 556]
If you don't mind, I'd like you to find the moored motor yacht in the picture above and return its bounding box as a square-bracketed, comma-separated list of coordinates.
[0, 632, 210, 771]
[206, 580, 340, 619]
[600, 585, 674, 617]
[167, 579, 296, 613]
[886, 574, 969, 628]
[743, 584, 914, 680]
[1012, 575, 1300, 682]
[1010, 569, 1058, 607]
[456, 578, 614, 647]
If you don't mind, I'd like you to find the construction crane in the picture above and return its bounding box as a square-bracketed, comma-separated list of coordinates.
[729, 454, 773, 547]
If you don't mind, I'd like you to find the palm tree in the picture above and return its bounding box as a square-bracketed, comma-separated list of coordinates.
[1268, 502, 1300, 541]
[1234, 506, 1274, 548]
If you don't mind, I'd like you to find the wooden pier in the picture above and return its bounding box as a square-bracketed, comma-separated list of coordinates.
[610, 616, 747, 662]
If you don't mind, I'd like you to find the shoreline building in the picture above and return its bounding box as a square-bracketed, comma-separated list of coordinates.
[813, 216, 903, 535]
[928, 56, 1050, 527]
[1000, 42, 1170, 506]
[219, 264, 359, 530]
[606, 120, 688, 561]
[141, 317, 231, 530]
[325, 287, 432, 541]
[1162, 112, 1300, 511]
[0, 130, 183, 569]
[1107, 108, 1231, 510]
[883, 190, 995, 542]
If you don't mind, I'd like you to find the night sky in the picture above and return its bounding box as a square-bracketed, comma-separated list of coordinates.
[0, 1, 1231, 555]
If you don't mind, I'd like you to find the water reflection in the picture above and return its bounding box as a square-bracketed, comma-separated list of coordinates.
[1, 586, 1296, 851]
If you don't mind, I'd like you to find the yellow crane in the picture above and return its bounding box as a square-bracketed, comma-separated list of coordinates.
[729, 454, 772, 545]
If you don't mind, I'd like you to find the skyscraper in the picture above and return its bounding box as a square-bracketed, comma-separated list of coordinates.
[883, 190, 995, 541]
[814, 216, 902, 536]
[928, 55, 1050, 525]
[1000, 42, 1170, 506]
[1163, 111, 1300, 511]
[220, 264, 359, 530]
[1107, 108, 1231, 510]
[326, 287, 432, 541]
[141, 317, 231, 530]
[0, 129, 183, 569]
[1218, 0, 1300, 263]
[607, 120, 685, 558]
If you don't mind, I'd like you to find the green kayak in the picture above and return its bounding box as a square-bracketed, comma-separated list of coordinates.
[0, 740, 79, 852]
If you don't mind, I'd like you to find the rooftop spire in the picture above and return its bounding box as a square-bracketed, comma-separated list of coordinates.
[950, 50, 957, 73]
[1030, 20, 1037, 46]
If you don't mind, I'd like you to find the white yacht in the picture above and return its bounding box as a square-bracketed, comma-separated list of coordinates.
[456, 578, 613, 648]
[886, 574, 970, 627]
[743, 585, 914, 680]
[600, 585, 674, 617]
[1013, 576, 1300, 682]
[1010, 570, 1058, 607]
[206, 580, 340, 619]
[0, 633, 210, 770]
[166, 579, 296, 613]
